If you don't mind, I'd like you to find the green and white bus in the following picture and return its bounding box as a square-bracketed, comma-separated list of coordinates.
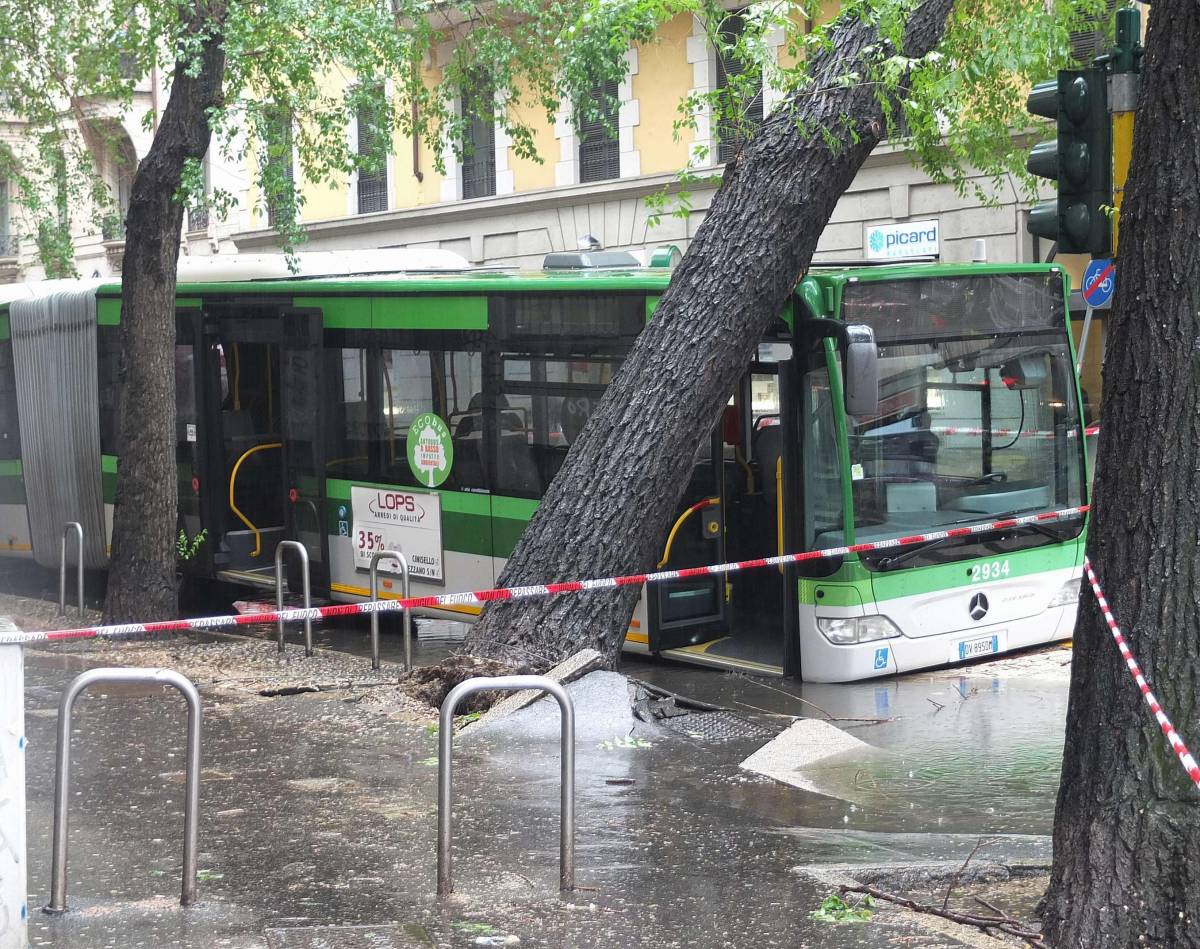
[0, 249, 1087, 680]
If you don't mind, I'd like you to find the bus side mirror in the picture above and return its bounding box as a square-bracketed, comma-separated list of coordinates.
[843, 324, 879, 417]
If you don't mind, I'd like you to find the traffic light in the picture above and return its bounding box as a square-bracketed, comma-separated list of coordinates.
[1026, 69, 1112, 256]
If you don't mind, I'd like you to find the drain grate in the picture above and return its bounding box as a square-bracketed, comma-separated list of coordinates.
[266, 923, 431, 948]
[657, 709, 776, 742]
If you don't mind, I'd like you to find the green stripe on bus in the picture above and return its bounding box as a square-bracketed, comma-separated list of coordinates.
[97, 299, 121, 325]
[490, 496, 538, 520]
[293, 296, 370, 329]
[646, 296, 659, 321]
[0, 474, 25, 504]
[101, 455, 118, 474]
[0, 312, 8, 340]
[0, 460, 21, 476]
[372, 295, 487, 330]
[869, 538, 1082, 602]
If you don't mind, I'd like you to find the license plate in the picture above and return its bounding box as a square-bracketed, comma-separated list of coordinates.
[957, 634, 1000, 661]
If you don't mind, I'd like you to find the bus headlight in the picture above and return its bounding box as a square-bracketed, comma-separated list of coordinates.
[1048, 579, 1081, 608]
[817, 614, 902, 645]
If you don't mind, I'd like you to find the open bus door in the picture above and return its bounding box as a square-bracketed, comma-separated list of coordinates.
[647, 430, 730, 650]
[279, 308, 331, 595]
[175, 304, 212, 580]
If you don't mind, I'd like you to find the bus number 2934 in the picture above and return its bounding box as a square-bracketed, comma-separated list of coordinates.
[970, 560, 1010, 583]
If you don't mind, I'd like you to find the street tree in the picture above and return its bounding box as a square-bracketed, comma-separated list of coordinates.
[0, 0, 684, 622]
[463, 0, 1109, 666]
[1041, 2, 1200, 944]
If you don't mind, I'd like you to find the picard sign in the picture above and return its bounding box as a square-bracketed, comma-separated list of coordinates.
[865, 219, 940, 260]
[350, 486, 444, 582]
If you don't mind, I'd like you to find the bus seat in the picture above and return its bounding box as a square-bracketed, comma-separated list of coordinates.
[497, 433, 540, 496]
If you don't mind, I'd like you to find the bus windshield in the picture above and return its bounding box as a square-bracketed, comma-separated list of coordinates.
[829, 272, 1086, 561]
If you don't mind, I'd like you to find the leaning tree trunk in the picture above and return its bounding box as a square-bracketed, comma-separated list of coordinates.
[103, 7, 226, 623]
[1041, 5, 1200, 946]
[465, 0, 956, 667]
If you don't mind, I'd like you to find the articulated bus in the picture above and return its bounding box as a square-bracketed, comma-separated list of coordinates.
[0, 248, 1088, 681]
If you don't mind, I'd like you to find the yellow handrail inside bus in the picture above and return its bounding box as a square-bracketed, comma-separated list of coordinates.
[229, 442, 282, 558]
[658, 497, 720, 568]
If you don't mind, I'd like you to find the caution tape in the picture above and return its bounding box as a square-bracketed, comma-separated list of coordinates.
[1, 505, 1089, 647]
[1083, 556, 1200, 792]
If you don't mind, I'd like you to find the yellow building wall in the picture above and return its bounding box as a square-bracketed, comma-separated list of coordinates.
[507, 76, 558, 193]
[392, 62, 447, 210]
[634, 13, 694, 176]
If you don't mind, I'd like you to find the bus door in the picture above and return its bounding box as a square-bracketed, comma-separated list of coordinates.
[279, 308, 331, 594]
[175, 305, 212, 579]
[647, 430, 729, 650]
[201, 307, 287, 580]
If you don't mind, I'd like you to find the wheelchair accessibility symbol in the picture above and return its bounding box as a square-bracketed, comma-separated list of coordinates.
[873, 647, 890, 671]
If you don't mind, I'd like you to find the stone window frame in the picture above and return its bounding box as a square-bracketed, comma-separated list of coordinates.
[554, 47, 641, 187]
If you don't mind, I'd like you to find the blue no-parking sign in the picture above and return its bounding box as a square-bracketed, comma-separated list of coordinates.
[1082, 258, 1116, 308]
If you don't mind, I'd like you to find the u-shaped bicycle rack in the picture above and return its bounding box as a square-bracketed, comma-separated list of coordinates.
[437, 675, 575, 896]
[43, 667, 202, 914]
[369, 548, 412, 672]
[275, 540, 313, 656]
[58, 521, 83, 618]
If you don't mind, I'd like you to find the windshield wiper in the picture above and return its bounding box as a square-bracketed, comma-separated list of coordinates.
[874, 536, 952, 571]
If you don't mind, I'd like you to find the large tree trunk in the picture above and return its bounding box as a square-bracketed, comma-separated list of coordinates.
[1041, 5, 1200, 946]
[464, 0, 956, 667]
[103, 7, 226, 623]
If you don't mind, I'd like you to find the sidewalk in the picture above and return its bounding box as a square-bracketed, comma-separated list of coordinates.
[17, 629, 1069, 947]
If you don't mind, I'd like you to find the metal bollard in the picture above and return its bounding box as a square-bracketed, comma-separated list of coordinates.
[369, 549, 412, 672]
[44, 668, 202, 914]
[58, 522, 83, 618]
[274, 540, 312, 656]
[437, 675, 575, 897]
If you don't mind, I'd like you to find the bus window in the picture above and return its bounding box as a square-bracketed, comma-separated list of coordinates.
[494, 354, 615, 497]
[324, 348, 371, 481]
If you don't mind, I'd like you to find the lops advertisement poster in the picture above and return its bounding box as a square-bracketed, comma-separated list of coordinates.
[350, 486, 444, 582]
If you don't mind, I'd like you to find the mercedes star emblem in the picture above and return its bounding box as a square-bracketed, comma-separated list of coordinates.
[969, 592, 989, 622]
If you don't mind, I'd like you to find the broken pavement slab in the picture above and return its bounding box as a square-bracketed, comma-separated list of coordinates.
[739, 717, 877, 795]
[465, 648, 604, 731]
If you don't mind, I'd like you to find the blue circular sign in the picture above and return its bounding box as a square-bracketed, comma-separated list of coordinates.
[1082, 258, 1115, 307]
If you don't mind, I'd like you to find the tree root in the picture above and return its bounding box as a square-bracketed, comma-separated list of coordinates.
[839, 884, 1045, 947]
[403, 654, 533, 712]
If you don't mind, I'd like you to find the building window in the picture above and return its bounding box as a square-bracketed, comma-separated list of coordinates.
[264, 109, 294, 227]
[1070, 0, 1117, 64]
[188, 153, 211, 232]
[578, 80, 620, 183]
[461, 79, 497, 200]
[356, 91, 388, 214]
[0, 178, 14, 257]
[716, 12, 764, 163]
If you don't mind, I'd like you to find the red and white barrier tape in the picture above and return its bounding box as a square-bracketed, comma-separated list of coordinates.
[0, 505, 1088, 646]
[1083, 556, 1200, 791]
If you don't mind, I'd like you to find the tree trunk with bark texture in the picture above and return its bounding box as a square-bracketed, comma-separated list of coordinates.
[103, 7, 226, 623]
[464, 0, 956, 668]
[1042, 5, 1200, 946]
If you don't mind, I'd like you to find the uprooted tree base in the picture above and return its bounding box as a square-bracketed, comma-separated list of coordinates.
[402, 654, 534, 713]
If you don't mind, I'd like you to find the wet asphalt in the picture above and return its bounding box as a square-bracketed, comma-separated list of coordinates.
[6, 562, 1071, 947]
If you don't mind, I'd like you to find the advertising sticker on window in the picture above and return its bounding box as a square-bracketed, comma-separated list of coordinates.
[350, 485, 444, 582]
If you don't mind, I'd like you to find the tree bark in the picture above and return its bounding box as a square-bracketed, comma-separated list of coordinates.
[464, 0, 956, 667]
[1041, 4, 1200, 946]
[103, 6, 227, 623]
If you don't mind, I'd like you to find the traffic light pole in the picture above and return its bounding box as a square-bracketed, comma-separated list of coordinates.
[1108, 8, 1141, 255]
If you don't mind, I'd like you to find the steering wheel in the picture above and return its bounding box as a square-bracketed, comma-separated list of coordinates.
[969, 471, 1008, 486]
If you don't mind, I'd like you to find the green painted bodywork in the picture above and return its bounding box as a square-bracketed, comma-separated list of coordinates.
[0, 312, 9, 340]
[0, 459, 24, 504]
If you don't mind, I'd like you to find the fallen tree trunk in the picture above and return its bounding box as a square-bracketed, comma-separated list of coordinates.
[464, 0, 957, 668]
